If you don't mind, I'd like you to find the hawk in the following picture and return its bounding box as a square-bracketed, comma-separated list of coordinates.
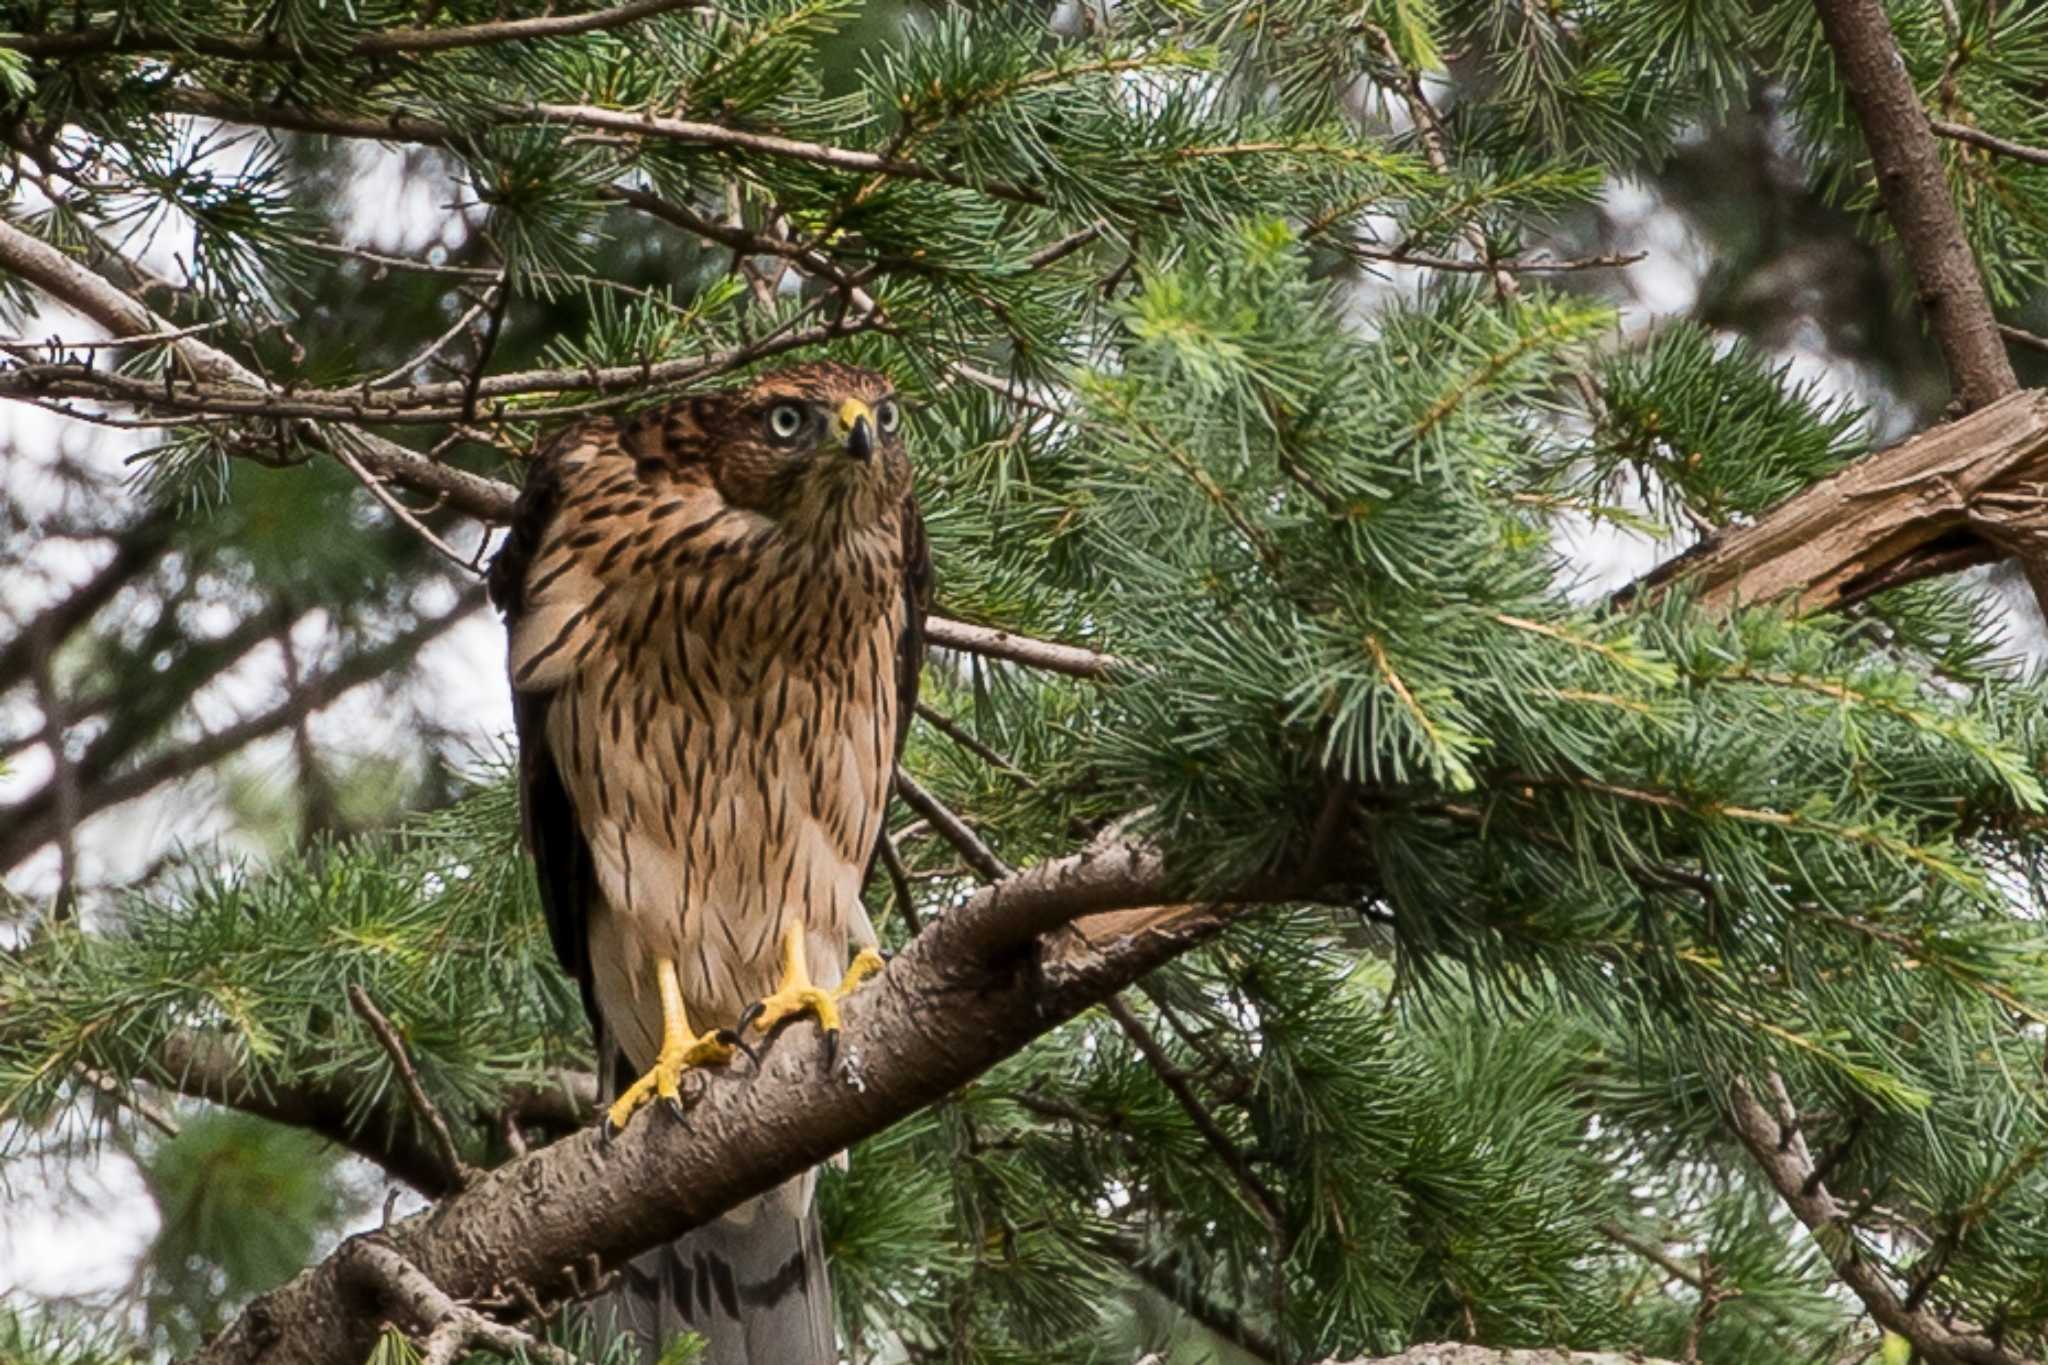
[487, 361, 929, 1364]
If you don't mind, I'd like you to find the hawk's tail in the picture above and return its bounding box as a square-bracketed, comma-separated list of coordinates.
[584, 1044, 834, 1364]
[592, 1177, 834, 1365]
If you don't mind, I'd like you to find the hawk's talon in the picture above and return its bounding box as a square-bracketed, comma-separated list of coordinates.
[716, 1026, 760, 1067]
[824, 1028, 840, 1069]
[604, 959, 735, 1135]
[745, 927, 886, 1051]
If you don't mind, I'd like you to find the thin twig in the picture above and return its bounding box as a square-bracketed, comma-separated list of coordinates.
[0, 0, 708, 59]
[1999, 323, 2048, 356]
[331, 441, 477, 573]
[913, 703, 1037, 787]
[0, 320, 224, 350]
[893, 772, 1013, 882]
[1931, 118, 2048, 168]
[1103, 995, 1291, 1277]
[77, 1064, 181, 1139]
[923, 617, 1127, 679]
[365, 298, 492, 390]
[877, 830, 924, 936]
[347, 985, 475, 1191]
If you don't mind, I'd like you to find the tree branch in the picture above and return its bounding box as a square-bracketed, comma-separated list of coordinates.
[348, 986, 476, 1192]
[158, 90, 1048, 207]
[1930, 119, 2048, 169]
[1100, 1229, 1282, 1363]
[1623, 389, 2048, 614]
[341, 1240, 585, 1365]
[0, 0, 708, 60]
[922, 617, 1127, 679]
[151, 1029, 458, 1196]
[1724, 1075, 2034, 1365]
[1813, 0, 2018, 411]
[0, 512, 173, 696]
[185, 844, 1281, 1365]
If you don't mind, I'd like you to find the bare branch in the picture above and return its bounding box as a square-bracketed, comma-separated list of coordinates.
[1813, 0, 2018, 411]
[0, 513, 174, 695]
[0, 587, 486, 872]
[342, 1240, 585, 1365]
[348, 986, 477, 1192]
[1724, 1075, 2033, 1365]
[1347, 244, 1645, 275]
[0, 0, 708, 60]
[913, 703, 1037, 787]
[893, 771, 1012, 882]
[1101, 1229, 1282, 1364]
[151, 1029, 457, 1195]
[161, 90, 1049, 207]
[1625, 390, 2048, 614]
[1931, 119, 2048, 169]
[0, 215, 519, 522]
[924, 617, 1128, 679]
[332, 440, 478, 572]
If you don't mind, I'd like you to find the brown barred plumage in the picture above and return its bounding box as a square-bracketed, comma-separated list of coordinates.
[489, 361, 930, 1365]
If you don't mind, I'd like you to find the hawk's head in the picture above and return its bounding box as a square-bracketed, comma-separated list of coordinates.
[632, 361, 911, 536]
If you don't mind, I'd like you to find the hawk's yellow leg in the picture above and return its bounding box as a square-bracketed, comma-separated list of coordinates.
[606, 958, 737, 1133]
[744, 923, 885, 1046]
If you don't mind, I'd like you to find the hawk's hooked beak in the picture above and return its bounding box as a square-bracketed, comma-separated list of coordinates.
[837, 398, 874, 462]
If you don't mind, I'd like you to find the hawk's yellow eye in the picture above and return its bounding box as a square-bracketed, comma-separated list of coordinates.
[874, 399, 900, 435]
[766, 402, 805, 441]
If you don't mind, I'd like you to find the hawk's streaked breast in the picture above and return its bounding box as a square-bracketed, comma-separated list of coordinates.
[500, 365, 921, 1068]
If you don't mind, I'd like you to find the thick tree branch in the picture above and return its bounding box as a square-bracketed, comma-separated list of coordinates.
[152, 1030, 457, 1196]
[1725, 1076, 2034, 1365]
[1625, 389, 2048, 613]
[1812, 0, 2017, 411]
[186, 844, 1277, 1365]
[143, 1029, 594, 1195]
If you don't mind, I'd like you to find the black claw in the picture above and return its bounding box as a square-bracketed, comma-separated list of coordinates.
[736, 1001, 766, 1035]
[664, 1094, 687, 1121]
[716, 1027, 759, 1067]
[824, 1027, 840, 1069]
[600, 1118, 621, 1147]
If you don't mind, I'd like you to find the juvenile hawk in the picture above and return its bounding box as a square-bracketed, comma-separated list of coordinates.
[488, 361, 929, 1364]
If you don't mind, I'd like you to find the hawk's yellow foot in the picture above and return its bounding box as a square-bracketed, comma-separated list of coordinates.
[741, 925, 886, 1061]
[606, 958, 739, 1135]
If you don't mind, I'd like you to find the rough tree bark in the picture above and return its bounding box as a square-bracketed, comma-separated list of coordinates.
[188, 843, 1263, 1365]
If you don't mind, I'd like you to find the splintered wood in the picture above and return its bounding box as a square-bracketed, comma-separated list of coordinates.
[1632, 390, 2048, 616]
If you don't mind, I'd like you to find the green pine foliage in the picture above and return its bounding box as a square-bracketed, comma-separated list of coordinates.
[6, 0, 2048, 1363]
